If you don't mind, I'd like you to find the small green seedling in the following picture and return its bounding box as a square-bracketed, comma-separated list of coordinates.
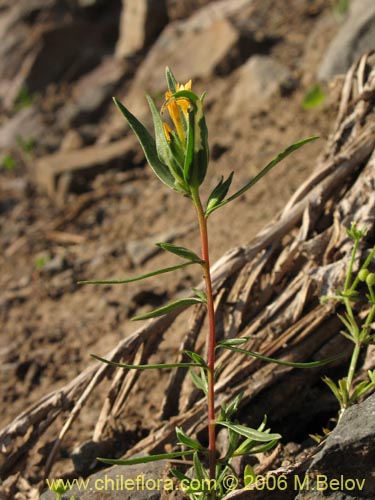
[321, 223, 375, 421]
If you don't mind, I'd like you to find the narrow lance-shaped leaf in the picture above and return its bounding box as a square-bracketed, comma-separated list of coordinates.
[176, 427, 203, 451]
[235, 439, 279, 457]
[218, 343, 342, 368]
[189, 369, 208, 396]
[166, 66, 177, 93]
[77, 261, 196, 286]
[216, 337, 250, 347]
[217, 421, 281, 442]
[208, 136, 319, 215]
[113, 98, 175, 190]
[132, 297, 204, 321]
[206, 172, 234, 215]
[183, 107, 195, 184]
[97, 450, 194, 467]
[91, 354, 199, 371]
[155, 242, 203, 262]
[193, 452, 210, 481]
[193, 288, 207, 303]
[185, 350, 206, 366]
[193, 98, 209, 186]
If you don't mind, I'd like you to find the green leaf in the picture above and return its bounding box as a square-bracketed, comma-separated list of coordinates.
[189, 369, 208, 395]
[218, 344, 342, 368]
[176, 427, 203, 451]
[166, 67, 177, 93]
[91, 354, 198, 370]
[349, 380, 374, 403]
[206, 172, 234, 215]
[235, 439, 279, 457]
[322, 376, 342, 403]
[244, 465, 256, 487]
[185, 351, 206, 366]
[337, 312, 359, 339]
[217, 421, 281, 442]
[216, 337, 249, 348]
[132, 297, 203, 321]
[184, 108, 195, 184]
[220, 392, 244, 421]
[302, 84, 326, 110]
[170, 468, 191, 484]
[1, 154, 17, 171]
[193, 288, 207, 303]
[113, 98, 175, 190]
[97, 450, 194, 466]
[193, 452, 209, 482]
[155, 242, 202, 262]
[77, 261, 196, 286]
[146, 95, 187, 191]
[208, 137, 319, 214]
[193, 98, 209, 186]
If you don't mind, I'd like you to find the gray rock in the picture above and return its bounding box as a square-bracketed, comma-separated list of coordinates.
[40, 460, 173, 499]
[116, 0, 168, 58]
[0, 106, 44, 152]
[295, 392, 375, 499]
[225, 56, 291, 117]
[59, 58, 127, 127]
[318, 0, 375, 80]
[0, 0, 117, 109]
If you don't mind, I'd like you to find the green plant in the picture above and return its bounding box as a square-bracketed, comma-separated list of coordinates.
[14, 86, 35, 111]
[79, 68, 332, 499]
[331, 0, 350, 20]
[34, 254, 51, 271]
[16, 135, 36, 156]
[302, 84, 326, 110]
[1, 154, 16, 171]
[321, 223, 375, 421]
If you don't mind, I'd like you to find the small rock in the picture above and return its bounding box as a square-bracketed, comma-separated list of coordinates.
[225, 56, 291, 117]
[34, 135, 137, 200]
[40, 459, 172, 499]
[116, 0, 168, 59]
[60, 130, 84, 152]
[318, 0, 375, 80]
[59, 58, 127, 128]
[39, 255, 67, 275]
[0, 106, 44, 152]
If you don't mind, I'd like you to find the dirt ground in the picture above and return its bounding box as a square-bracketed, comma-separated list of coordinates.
[0, 0, 347, 496]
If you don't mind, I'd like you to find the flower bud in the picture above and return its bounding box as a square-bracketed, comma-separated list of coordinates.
[366, 272, 375, 287]
[358, 269, 369, 282]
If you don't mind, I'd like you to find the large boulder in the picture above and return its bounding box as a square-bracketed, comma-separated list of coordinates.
[0, 0, 119, 110]
[115, 0, 168, 59]
[318, 0, 375, 80]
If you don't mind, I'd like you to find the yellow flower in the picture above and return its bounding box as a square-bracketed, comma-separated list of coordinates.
[163, 121, 172, 143]
[162, 80, 192, 142]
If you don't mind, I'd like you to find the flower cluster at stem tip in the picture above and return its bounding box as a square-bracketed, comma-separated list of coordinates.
[158, 73, 209, 195]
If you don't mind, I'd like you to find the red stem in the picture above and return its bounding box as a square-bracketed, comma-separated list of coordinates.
[192, 189, 216, 485]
